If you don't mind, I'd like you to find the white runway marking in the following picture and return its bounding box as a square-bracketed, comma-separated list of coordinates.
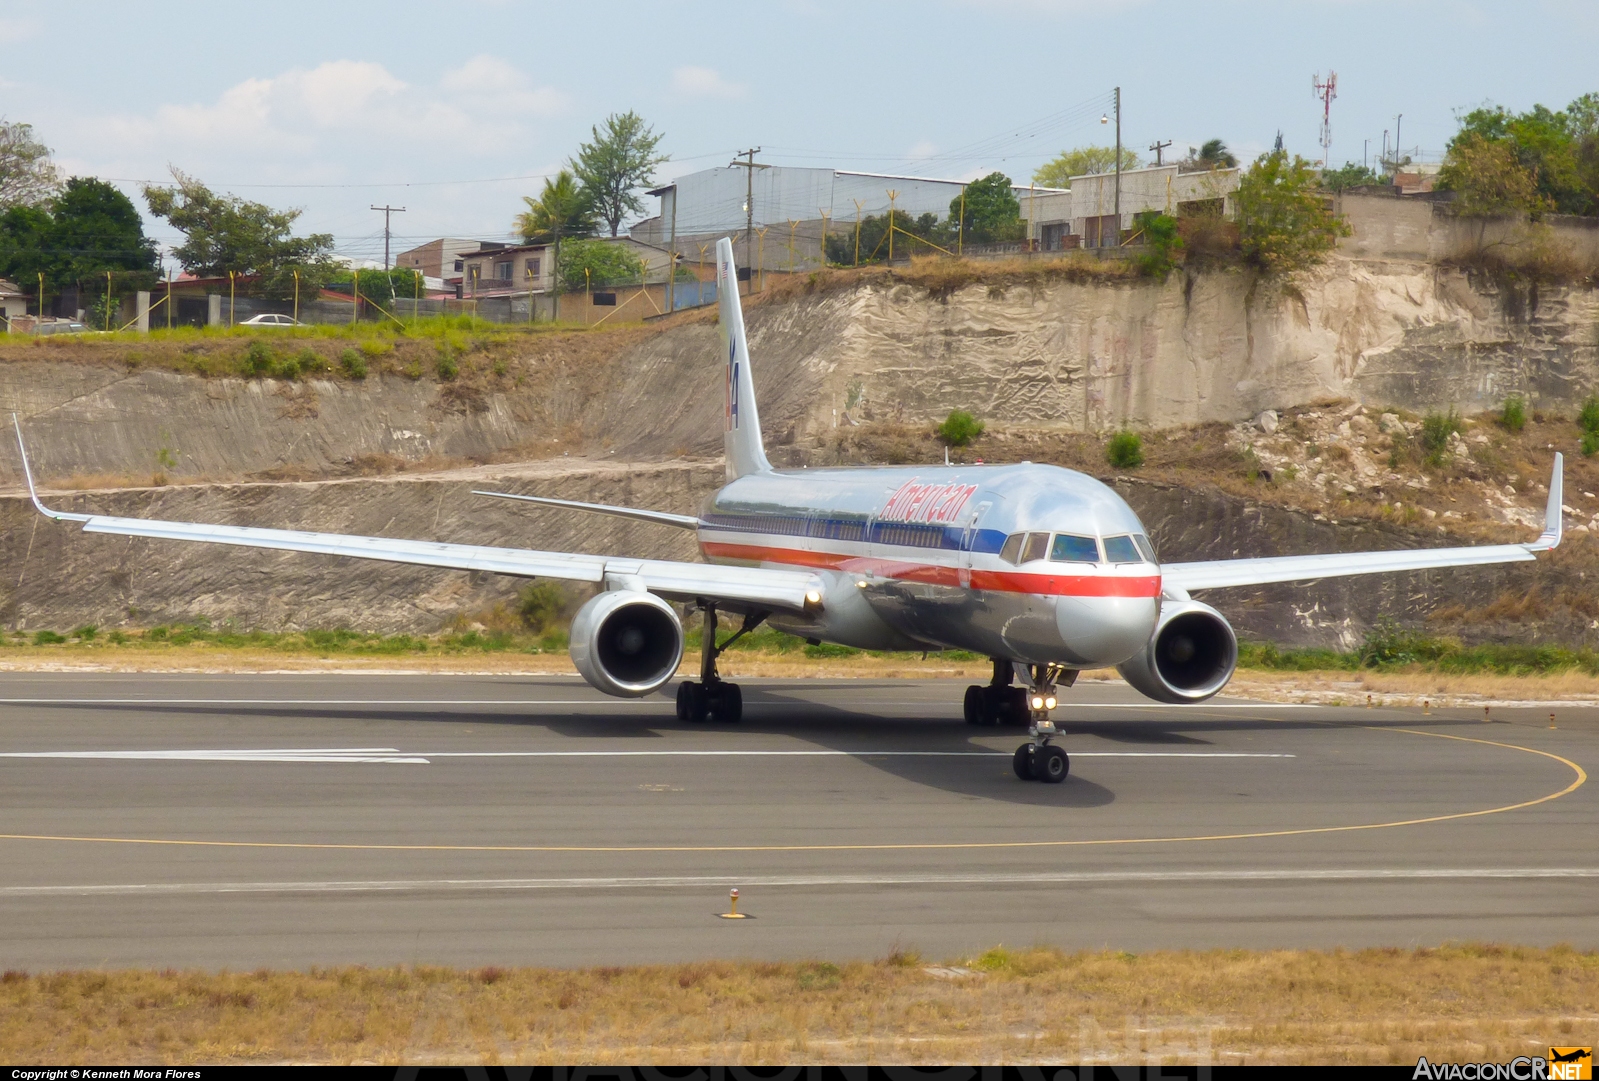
[0, 748, 1295, 763]
[0, 748, 429, 764]
[4, 867, 1593, 897]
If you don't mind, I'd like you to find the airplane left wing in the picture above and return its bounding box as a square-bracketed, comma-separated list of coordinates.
[1162, 453, 1562, 594]
[13, 422, 820, 613]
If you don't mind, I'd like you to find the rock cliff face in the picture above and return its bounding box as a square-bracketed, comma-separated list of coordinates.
[601, 259, 1599, 459]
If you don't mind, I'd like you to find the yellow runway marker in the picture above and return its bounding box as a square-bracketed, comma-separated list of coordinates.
[0, 727, 1583, 855]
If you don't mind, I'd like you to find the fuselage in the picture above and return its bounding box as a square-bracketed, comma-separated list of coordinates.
[695, 462, 1162, 667]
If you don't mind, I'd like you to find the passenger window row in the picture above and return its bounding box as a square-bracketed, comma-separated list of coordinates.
[998, 531, 1156, 566]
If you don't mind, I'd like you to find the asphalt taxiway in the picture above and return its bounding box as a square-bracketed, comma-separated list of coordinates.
[0, 673, 1593, 969]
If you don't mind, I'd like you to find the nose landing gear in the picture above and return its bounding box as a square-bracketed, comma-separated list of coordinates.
[676, 603, 762, 724]
[1010, 663, 1074, 783]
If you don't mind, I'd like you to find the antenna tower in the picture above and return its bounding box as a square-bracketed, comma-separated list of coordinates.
[1312, 71, 1338, 164]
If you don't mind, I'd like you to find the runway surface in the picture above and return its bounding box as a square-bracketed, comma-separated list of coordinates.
[0, 673, 1593, 970]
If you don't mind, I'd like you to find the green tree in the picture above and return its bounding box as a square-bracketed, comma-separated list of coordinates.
[1437, 133, 1548, 217]
[142, 170, 337, 298]
[1320, 162, 1383, 191]
[556, 238, 646, 291]
[1179, 139, 1238, 172]
[0, 119, 61, 210]
[949, 172, 1024, 244]
[1233, 150, 1352, 276]
[1445, 98, 1594, 216]
[570, 111, 667, 238]
[1032, 145, 1142, 188]
[824, 211, 949, 265]
[0, 177, 157, 292]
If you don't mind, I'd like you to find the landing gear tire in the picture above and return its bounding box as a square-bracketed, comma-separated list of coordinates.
[963, 685, 983, 725]
[1037, 745, 1069, 784]
[677, 681, 709, 723]
[1012, 744, 1037, 781]
[980, 685, 1027, 726]
[709, 682, 743, 723]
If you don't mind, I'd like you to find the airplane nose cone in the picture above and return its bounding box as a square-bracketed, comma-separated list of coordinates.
[1056, 596, 1158, 666]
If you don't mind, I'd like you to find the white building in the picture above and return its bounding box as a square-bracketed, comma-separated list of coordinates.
[634, 165, 1059, 271]
[1030, 165, 1240, 250]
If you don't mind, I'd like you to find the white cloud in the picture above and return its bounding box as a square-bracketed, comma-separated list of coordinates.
[671, 66, 745, 100]
[74, 56, 570, 177]
[0, 18, 39, 43]
[906, 140, 939, 159]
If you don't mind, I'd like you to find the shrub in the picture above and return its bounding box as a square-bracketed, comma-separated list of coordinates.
[339, 348, 367, 380]
[1132, 211, 1183, 278]
[1579, 395, 1599, 436]
[1583, 431, 1599, 458]
[518, 581, 567, 634]
[1105, 430, 1144, 469]
[31, 630, 66, 645]
[1420, 408, 1462, 466]
[1499, 395, 1527, 432]
[294, 347, 323, 376]
[71, 625, 97, 641]
[436, 351, 459, 382]
[936, 409, 984, 447]
[243, 340, 272, 377]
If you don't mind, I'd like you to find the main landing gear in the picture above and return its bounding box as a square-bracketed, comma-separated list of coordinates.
[963, 659, 1028, 726]
[676, 603, 763, 724]
[1005, 663, 1076, 784]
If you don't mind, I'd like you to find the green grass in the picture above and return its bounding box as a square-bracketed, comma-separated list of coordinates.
[1239, 627, 1599, 677]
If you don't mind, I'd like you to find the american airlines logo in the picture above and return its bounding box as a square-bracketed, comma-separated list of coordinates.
[880, 479, 978, 525]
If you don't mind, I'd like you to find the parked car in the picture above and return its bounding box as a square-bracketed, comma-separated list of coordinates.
[239, 314, 306, 327]
[35, 319, 90, 336]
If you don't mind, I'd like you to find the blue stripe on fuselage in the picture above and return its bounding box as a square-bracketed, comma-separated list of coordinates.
[700, 512, 1007, 553]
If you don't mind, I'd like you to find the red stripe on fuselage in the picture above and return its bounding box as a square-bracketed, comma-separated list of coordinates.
[698, 540, 1161, 598]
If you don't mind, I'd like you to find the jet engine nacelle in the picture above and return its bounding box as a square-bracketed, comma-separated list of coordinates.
[569, 590, 685, 697]
[1115, 599, 1238, 704]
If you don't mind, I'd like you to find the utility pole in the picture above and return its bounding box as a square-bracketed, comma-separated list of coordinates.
[729, 148, 768, 284]
[1113, 87, 1122, 231]
[1101, 88, 1122, 240]
[1394, 114, 1403, 169]
[1148, 139, 1172, 166]
[370, 205, 406, 270]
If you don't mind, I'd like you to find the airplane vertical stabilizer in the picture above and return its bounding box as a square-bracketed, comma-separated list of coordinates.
[715, 236, 772, 480]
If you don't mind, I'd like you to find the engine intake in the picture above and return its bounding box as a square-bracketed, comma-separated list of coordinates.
[570, 590, 684, 697]
[1115, 600, 1237, 704]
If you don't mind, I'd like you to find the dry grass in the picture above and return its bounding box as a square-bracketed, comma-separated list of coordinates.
[0, 946, 1592, 1065]
[1225, 665, 1599, 707]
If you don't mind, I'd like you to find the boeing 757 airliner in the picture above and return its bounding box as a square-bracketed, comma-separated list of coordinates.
[15, 238, 1564, 783]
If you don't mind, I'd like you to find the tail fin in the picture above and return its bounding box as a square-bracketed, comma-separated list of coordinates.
[715, 236, 772, 480]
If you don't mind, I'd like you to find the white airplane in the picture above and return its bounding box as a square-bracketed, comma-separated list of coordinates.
[15, 238, 1563, 784]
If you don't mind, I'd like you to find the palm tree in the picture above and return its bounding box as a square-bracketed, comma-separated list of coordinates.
[515, 171, 593, 320]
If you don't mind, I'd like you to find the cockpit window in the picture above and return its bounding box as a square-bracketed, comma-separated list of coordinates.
[1050, 533, 1100, 563]
[1021, 531, 1052, 563]
[1102, 535, 1141, 563]
[1133, 533, 1157, 563]
[999, 532, 1024, 565]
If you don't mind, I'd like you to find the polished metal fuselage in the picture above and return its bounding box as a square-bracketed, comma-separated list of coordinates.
[695, 462, 1162, 667]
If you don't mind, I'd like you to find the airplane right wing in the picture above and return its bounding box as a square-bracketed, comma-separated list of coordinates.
[1162, 453, 1562, 594]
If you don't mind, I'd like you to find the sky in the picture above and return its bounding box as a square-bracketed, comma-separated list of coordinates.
[3, 0, 1596, 268]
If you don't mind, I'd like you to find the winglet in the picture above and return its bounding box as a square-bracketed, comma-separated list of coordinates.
[1527, 451, 1563, 552]
[12, 414, 90, 523]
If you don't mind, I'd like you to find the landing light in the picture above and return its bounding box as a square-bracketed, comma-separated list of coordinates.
[805, 588, 822, 604]
[1045, 696, 1057, 710]
[1030, 695, 1045, 710]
